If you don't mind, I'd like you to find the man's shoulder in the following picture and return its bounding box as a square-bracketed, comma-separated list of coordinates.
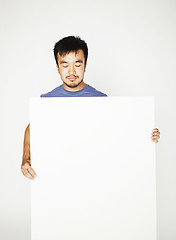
[86, 84, 107, 97]
[40, 85, 63, 97]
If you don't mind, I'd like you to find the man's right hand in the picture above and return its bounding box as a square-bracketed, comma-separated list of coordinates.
[21, 161, 37, 180]
[21, 123, 37, 180]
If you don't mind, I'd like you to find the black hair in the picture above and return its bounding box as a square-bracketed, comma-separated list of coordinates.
[53, 36, 88, 66]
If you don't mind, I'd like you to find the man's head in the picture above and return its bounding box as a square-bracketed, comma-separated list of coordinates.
[54, 36, 88, 89]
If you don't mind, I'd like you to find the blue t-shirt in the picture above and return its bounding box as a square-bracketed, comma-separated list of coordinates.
[40, 84, 107, 97]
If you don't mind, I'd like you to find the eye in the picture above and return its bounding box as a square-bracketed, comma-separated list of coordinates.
[75, 64, 81, 67]
[63, 64, 68, 68]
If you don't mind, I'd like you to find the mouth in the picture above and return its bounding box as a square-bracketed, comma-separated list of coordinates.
[67, 76, 77, 81]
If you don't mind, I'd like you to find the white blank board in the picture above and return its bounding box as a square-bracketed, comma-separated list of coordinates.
[30, 97, 156, 240]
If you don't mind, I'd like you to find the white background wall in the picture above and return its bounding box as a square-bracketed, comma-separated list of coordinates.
[0, 0, 175, 239]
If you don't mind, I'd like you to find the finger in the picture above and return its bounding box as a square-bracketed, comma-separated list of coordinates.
[151, 136, 160, 142]
[152, 131, 160, 136]
[21, 169, 34, 179]
[28, 166, 37, 178]
[152, 128, 159, 132]
[21, 163, 37, 178]
[152, 135, 160, 139]
[27, 169, 36, 180]
[151, 131, 160, 135]
[155, 139, 158, 143]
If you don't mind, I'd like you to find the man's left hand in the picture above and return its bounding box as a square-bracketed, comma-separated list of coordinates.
[151, 128, 160, 143]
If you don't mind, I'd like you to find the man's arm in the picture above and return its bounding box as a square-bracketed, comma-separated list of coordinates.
[21, 124, 37, 180]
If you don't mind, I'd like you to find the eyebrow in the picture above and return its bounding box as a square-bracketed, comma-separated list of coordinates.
[60, 61, 68, 64]
[75, 60, 83, 63]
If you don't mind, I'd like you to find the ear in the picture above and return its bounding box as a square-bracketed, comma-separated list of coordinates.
[84, 61, 87, 72]
[56, 63, 60, 73]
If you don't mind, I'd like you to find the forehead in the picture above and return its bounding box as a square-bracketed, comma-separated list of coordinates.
[57, 50, 85, 63]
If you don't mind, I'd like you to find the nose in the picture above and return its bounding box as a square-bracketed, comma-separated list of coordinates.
[68, 65, 76, 75]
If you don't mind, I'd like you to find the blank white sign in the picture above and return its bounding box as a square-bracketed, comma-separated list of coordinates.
[30, 97, 156, 240]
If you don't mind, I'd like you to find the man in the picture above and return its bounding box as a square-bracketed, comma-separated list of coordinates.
[21, 36, 160, 180]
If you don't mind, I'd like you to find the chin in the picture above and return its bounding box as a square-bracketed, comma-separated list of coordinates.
[68, 84, 79, 88]
[64, 79, 83, 88]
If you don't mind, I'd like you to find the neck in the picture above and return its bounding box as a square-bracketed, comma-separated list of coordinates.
[62, 81, 87, 91]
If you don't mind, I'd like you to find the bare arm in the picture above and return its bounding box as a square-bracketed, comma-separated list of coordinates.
[21, 124, 37, 180]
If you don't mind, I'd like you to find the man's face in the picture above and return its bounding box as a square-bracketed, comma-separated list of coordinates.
[56, 50, 87, 88]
